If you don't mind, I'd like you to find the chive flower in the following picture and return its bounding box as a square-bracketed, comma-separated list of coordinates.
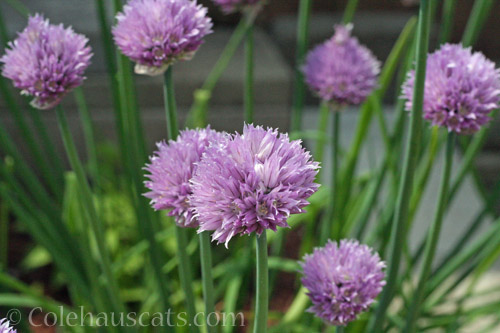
[0, 319, 16, 333]
[301, 239, 386, 326]
[0, 14, 92, 110]
[303, 24, 380, 106]
[144, 127, 226, 228]
[403, 44, 500, 134]
[190, 124, 320, 246]
[212, 0, 261, 14]
[113, 0, 213, 76]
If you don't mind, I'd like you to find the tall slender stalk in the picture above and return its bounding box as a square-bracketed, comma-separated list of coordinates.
[55, 106, 126, 316]
[74, 88, 99, 186]
[462, 0, 496, 47]
[368, 1, 431, 330]
[331, 112, 341, 239]
[95, 0, 129, 166]
[320, 108, 340, 245]
[404, 133, 455, 333]
[163, 68, 198, 332]
[244, 25, 255, 124]
[290, 0, 312, 132]
[439, 0, 457, 44]
[254, 233, 269, 333]
[199, 232, 216, 333]
[342, 0, 359, 24]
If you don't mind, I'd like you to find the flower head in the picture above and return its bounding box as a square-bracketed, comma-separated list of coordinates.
[0, 319, 16, 333]
[0, 14, 92, 110]
[190, 124, 320, 246]
[212, 0, 260, 14]
[403, 44, 500, 134]
[113, 0, 212, 76]
[303, 24, 380, 106]
[144, 127, 226, 228]
[301, 239, 386, 326]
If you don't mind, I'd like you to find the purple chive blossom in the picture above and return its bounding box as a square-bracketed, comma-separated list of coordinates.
[301, 239, 386, 326]
[0, 14, 92, 110]
[144, 127, 226, 228]
[212, 0, 260, 14]
[0, 319, 16, 333]
[113, 0, 213, 76]
[403, 44, 500, 134]
[303, 24, 380, 106]
[190, 124, 320, 246]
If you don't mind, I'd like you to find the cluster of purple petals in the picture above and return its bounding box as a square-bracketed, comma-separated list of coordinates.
[144, 127, 226, 228]
[303, 24, 380, 106]
[113, 0, 212, 76]
[0, 319, 16, 333]
[403, 44, 500, 134]
[0, 14, 92, 110]
[190, 124, 320, 246]
[212, 0, 260, 14]
[301, 239, 386, 326]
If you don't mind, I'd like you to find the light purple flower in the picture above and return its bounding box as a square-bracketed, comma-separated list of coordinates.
[303, 24, 380, 106]
[403, 44, 500, 134]
[212, 0, 260, 14]
[0, 14, 92, 110]
[0, 319, 16, 333]
[190, 124, 320, 246]
[113, 0, 213, 76]
[144, 127, 226, 228]
[301, 239, 386, 326]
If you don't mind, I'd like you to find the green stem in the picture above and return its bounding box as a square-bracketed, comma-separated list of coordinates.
[439, 0, 457, 44]
[163, 68, 198, 332]
[342, 0, 359, 24]
[404, 133, 455, 333]
[74, 88, 99, 187]
[290, 0, 312, 132]
[164, 68, 179, 138]
[254, 233, 269, 333]
[199, 232, 216, 333]
[320, 110, 340, 245]
[368, 1, 431, 331]
[175, 227, 198, 332]
[462, 0, 496, 47]
[245, 25, 255, 124]
[55, 106, 125, 315]
[95, 0, 129, 167]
